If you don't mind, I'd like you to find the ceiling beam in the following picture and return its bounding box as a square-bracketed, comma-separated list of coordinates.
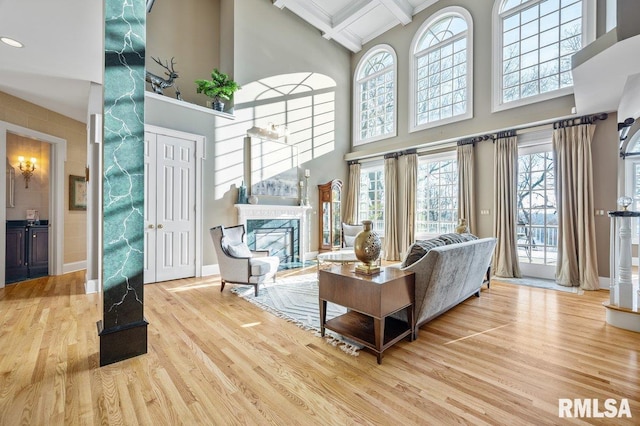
[378, 0, 413, 25]
[278, 0, 363, 52]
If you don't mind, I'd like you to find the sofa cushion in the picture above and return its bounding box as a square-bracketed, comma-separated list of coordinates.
[402, 238, 445, 268]
[438, 232, 478, 245]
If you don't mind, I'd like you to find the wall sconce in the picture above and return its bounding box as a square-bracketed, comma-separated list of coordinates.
[18, 156, 36, 188]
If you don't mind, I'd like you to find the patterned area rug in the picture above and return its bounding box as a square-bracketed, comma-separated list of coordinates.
[493, 276, 583, 294]
[230, 274, 362, 355]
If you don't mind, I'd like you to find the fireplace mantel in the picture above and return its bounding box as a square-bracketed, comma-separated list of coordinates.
[235, 204, 312, 261]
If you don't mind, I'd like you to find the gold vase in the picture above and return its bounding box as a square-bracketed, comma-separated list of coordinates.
[354, 220, 381, 274]
[455, 218, 469, 234]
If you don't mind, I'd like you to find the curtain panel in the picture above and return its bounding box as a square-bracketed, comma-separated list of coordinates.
[384, 156, 400, 261]
[553, 123, 599, 290]
[457, 143, 476, 234]
[343, 162, 360, 225]
[493, 133, 522, 278]
[399, 153, 417, 259]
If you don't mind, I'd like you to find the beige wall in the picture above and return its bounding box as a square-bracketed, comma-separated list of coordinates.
[349, 1, 619, 278]
[146, 0, 351, 265]
[0, 91, 87, 264]
[146, 0, 221, 107]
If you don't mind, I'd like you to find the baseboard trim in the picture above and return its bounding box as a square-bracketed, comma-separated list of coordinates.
[599, 276, 611, 291]
[85, 279, 100, 294]
[63, 260, 87, 274]
[201, 264, 220, 277]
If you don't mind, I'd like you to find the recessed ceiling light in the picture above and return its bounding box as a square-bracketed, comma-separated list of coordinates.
[1, 37, 24, 48]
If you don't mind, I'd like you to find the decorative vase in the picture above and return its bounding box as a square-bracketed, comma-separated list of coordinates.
[237, 182, 248, 204]
[354, 220, 382, 275]
[248, 194, 258, 204]
[212, 99, 224, 112]
[455, 218, 469, 234]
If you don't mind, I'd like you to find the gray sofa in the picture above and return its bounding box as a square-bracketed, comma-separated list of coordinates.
[390, 237, 496, 330]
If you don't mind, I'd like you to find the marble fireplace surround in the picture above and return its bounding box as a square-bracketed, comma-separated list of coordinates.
[235, 204, 312, 262]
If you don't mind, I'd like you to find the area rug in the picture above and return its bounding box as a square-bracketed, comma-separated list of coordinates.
[230, 274, 362, 355]
[493, 276, 583, 294]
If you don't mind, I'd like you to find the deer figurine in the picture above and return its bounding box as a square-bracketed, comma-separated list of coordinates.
[145, 57, 179, 95]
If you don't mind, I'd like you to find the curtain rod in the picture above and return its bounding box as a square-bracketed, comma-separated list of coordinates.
[345, 112, 610, 162]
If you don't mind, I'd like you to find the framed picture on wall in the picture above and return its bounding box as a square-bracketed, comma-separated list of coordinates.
[69, 175, 87, 211]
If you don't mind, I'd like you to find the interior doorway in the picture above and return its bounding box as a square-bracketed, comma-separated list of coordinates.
[0, 121, 66, 288]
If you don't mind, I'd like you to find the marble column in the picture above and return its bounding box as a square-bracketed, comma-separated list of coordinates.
[98, 0, 147, 366]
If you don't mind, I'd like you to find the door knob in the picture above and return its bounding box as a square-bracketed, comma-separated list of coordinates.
[157, 224, 164, 229]
[148, 224, 154, 229]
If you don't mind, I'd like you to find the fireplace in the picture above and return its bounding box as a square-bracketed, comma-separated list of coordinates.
[236, 204, 312, 267]
[254, 227, 294, 263]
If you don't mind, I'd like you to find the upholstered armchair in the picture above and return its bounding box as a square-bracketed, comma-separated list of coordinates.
[342, 223, 364, 248]
[210, 225, 279, 296]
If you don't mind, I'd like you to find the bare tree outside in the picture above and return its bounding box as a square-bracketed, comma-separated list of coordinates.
[417, 159, 458, 235]
[517, 150, 558, 264]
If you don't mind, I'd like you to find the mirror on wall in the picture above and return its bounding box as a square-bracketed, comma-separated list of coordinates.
[6, 157, 15, 208]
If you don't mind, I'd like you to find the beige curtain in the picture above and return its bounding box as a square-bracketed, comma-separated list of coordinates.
[553, 122, 599, 290]
[457, 143, 476, 234]
[384, 156, 400, 261]
[399, 153, 417, 257]
[342, 162, 360, 225]
[493, 132, 521, 278]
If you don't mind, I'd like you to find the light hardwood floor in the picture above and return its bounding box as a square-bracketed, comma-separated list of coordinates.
[0, 268, 638, 425]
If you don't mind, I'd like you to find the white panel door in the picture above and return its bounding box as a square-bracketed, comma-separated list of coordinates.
[144, 131, 196, 283]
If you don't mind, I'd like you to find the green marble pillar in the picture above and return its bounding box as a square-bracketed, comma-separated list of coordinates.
[98, 0, 147, 366]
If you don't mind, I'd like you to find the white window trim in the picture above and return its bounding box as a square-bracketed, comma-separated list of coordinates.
[353, 44, 398, 147]
[491, 0, 596, 113]
[409, 6, 474, 134]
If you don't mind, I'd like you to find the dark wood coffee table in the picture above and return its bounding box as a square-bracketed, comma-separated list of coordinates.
[318, 265, 415, 364]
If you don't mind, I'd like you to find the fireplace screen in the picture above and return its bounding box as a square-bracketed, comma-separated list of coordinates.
[254, 227, 294, 263]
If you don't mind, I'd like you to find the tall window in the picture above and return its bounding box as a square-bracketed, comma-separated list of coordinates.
[410, 7, 473, 132]
[354, 45, 397, 146]
[495, 0, 591, 109]
[359, 162, 385, 234]
[416, 155, 458, 236]
[517, 145, 558, 268]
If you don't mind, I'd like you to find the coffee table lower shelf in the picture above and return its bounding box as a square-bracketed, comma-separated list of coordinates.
[323, 311, 413, 357]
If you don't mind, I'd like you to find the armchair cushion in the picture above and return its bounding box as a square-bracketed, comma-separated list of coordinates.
[342, 223, 364, 248]
[250, 257, 280, 276]
[224, 240, 253, 258]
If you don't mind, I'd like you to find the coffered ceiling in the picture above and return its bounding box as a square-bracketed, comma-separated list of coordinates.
[272, 0, 439, 52]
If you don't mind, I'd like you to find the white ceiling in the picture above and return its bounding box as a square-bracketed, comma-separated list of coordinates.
[272, 0, 438, 52]
[0, 0, 103, 123]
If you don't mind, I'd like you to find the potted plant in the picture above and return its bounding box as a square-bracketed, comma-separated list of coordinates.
[194, 69, 240, 112]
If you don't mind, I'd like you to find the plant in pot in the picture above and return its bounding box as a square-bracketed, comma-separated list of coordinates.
[194, 69, 240, 112]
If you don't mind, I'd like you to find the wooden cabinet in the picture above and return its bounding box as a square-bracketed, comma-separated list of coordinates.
[5, 227, 27, 283]
[318, 179, 342, 251]
[5, 223, 49, 283]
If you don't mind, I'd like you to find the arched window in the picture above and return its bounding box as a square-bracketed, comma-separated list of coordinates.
[410, 7, 473, 132]
[493, 0, 594, 110]
[354, 45, 397, 146]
